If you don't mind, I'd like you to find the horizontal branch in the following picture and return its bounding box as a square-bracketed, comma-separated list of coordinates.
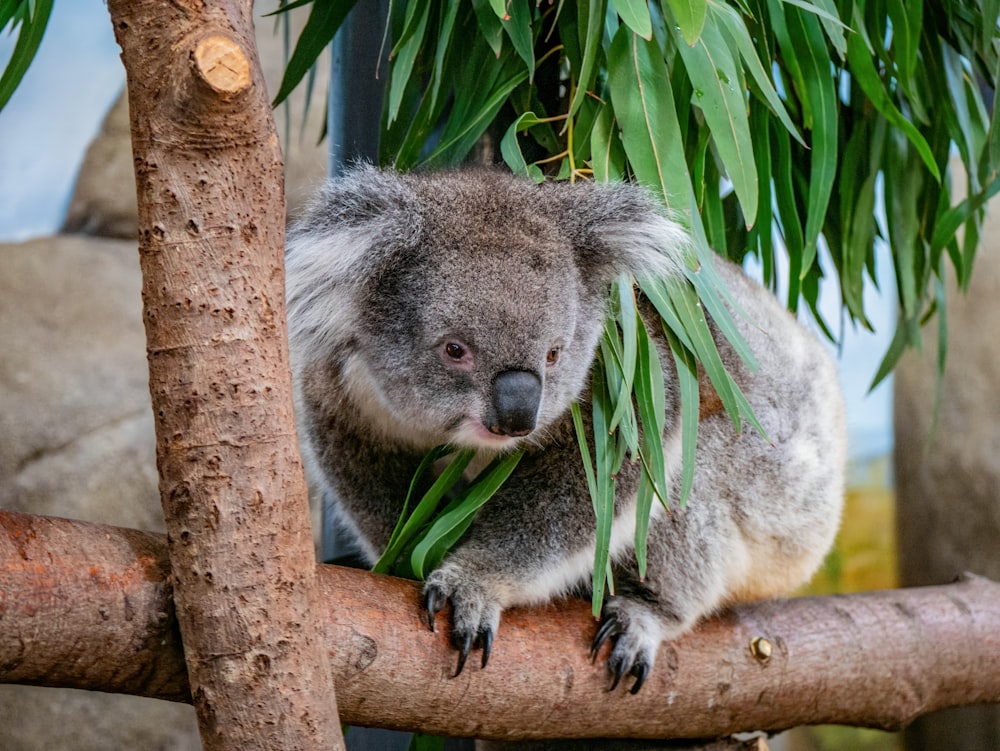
[2, 508, 998, 740]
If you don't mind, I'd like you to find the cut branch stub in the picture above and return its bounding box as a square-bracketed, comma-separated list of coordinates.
[193, 35, 251, 97]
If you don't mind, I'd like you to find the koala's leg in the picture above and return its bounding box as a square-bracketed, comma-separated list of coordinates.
[594, 371, 845, 693]
[592, 495, 735, 694]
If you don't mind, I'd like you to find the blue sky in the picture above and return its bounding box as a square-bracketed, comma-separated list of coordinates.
[0, 2, 893, 463]
[0, 3, 124, 241]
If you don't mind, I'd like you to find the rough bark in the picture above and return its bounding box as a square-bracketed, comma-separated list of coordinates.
[104, 2, 342, 749]
[3, 510, 999, 742]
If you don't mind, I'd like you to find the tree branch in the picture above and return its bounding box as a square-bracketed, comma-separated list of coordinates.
[3, 509, 998, 741]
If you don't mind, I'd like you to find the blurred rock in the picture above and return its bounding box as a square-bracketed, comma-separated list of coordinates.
[0, 235, 159, 527]
[0, 234, 200, 749]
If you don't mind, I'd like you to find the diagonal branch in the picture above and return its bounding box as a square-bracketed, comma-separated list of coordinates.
[2, 509, 998, 741]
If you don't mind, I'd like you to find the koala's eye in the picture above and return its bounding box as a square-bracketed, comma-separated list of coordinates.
[546, 347, 561, 366]
[444, 342, 466, 361]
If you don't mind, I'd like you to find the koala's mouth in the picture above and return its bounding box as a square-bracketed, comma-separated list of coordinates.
[450, 417, 527, 451]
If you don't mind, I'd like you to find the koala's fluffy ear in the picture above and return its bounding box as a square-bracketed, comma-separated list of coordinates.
[543, 181, 690, 287]
[286, 166, 420, 359]
[287, 165, 420, 278]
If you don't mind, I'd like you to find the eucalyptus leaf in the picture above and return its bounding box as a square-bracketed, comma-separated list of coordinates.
[607, 27, 692, 217]
[0, 0, 53, 112]
[500, 111, 546, 178]
[410, 449, 525, 578]
[587, 360, 617, 616]
[501, 0, 536, 79]
[663, 0, 707, 45]
[374, 448, 475, 575]
[567, 0, 607, 119]
[671, 10, 758, 224]
[271, 0, 357, 107]
[710, 2, 804, 146]
[612, 0, 653, 39]
[387, 0, 431, 125]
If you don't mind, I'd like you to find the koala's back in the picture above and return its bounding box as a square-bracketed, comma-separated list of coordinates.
[665, 258, 845, 606]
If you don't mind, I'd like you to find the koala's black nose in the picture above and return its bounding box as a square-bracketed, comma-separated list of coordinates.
[489, 370, 542, 437]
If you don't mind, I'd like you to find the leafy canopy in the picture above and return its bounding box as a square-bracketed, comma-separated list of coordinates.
[268, 0, 1000, 610]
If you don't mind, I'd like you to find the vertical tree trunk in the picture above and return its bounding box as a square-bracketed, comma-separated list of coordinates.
[106, 2, 343, 749]
[894, 181, 1000, 750]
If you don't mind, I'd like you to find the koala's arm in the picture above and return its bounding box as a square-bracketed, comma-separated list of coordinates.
[423, 415, 644, 672]
[297, 361, 430, 564]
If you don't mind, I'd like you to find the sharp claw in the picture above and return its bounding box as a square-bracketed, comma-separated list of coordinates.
[480, 628, 494, 669]
[590, 612, 619, 661]
[629, 662, 649, 695]
[453, 631, 473, 677]
[424, 587, 446, 632]
[608, 660, 626, 692]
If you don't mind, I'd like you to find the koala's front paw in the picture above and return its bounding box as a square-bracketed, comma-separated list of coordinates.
[423, 565, 503, 677]
[591, 596, 668, 694]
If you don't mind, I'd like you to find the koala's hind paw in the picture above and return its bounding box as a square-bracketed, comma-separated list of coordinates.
[591, 597, 667, 694]
[423, 569, 502, 677]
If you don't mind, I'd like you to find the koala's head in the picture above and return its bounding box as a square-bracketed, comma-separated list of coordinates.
[286, 167, 688, 452]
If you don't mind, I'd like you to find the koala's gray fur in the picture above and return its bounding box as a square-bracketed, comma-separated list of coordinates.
[286, 166, 846, 693]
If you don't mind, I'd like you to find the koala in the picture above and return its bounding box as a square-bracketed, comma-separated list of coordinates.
[286, 166, 846, 693]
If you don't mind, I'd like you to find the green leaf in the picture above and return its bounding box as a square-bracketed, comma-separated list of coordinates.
[606, 27, 692, 219]
[663, 326, 698, 506]
[869, 314, 919, 392]
[408, 733, 446, 751]
[634, 313, 668, 505]
[0, 0, 53, 112]
[387, 1, 432, 125]
[845, 11, 939, 181]
[272, 0, 357, 107]
[472, 0, 505, 56]
[685, 260, 759, 372]
[567, 0, 607, 119]
[588, 361, 617, 616]
[884, 131, 925, 319]
[835, 116, 882, 328]
[374, 448, 475, 576]
[410, 449, 525, 579]
[419, 64, 530, 168]
[748, 101, 775, 284]
[941, 42, 989, 181]
[930, 173, 1000, 261]
[501, 0, 536, 80]
[500, 111, 546, 179]
[590, 104, 626, 181]
[771, 0, 838, 278]
[710, 2, 804, 145]
[788, 0, 847, 58]
[779, 0, 849, 33]
[571, 403, 600, 509]
[608, 276, 639, 434]
[672, 11, 758, 225]
[428, 1, 461, 114]
[612, 0, 652, 39]
[663, 0, 707, 45]
[664, 276, 766, 439]
[885, 0, 924, 119]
